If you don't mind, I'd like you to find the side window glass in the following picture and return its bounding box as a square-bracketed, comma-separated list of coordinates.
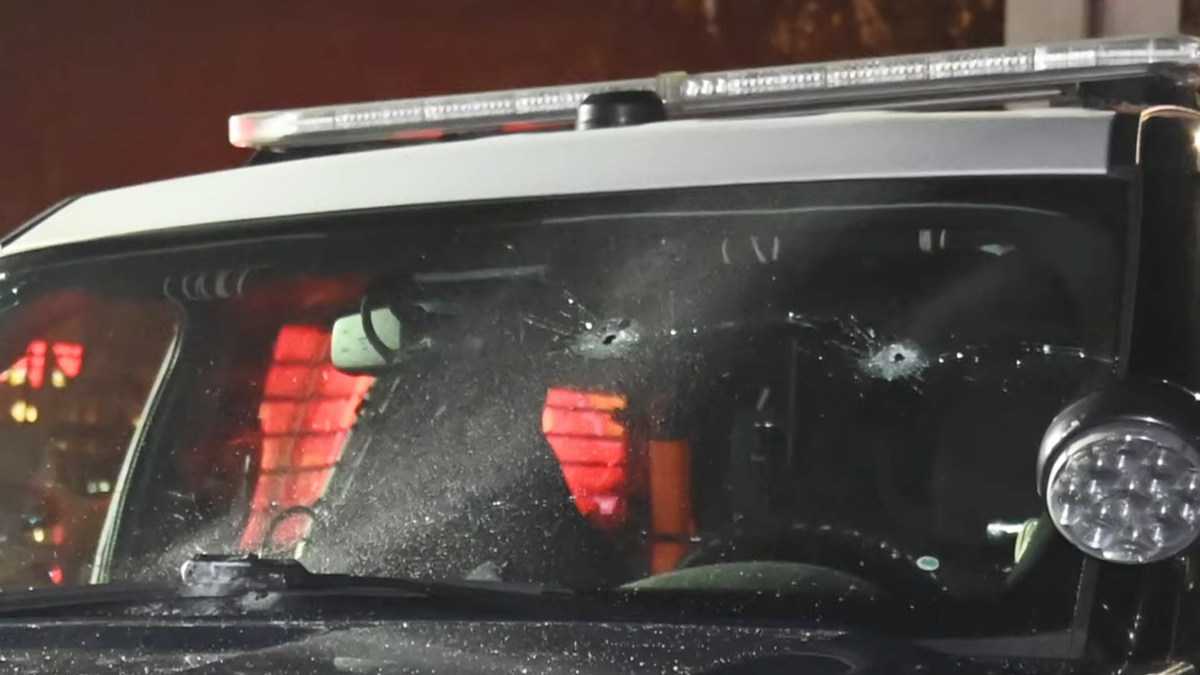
[0, 290, 175, 588]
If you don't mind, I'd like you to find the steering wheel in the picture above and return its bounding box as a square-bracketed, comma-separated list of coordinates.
[678, 523, 948, 598]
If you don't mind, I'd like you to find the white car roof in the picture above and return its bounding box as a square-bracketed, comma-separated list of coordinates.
[2, 108, 1116, 258]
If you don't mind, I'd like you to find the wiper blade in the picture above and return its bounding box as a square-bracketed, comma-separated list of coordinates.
[178, 553, 563, 600]
[0, 554, 574, 619]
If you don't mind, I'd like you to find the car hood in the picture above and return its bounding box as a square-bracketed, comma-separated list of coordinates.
[0, 618, 1095, 675]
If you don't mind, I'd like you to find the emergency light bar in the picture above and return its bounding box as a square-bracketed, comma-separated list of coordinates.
[230, 35, 1200, 151]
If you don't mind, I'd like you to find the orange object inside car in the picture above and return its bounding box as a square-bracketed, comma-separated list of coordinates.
[648, 439, 696, 573]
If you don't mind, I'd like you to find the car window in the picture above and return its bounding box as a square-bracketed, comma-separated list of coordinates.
[0, 177, 1129, 636]
[0, 290, 175, 588]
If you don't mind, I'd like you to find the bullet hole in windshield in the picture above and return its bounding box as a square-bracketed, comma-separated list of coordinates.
[601, 319, 634, 345]
[859, 340, 928, 382]
[574, 318, 642, 358]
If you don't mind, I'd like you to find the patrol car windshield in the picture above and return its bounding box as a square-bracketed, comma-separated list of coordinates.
[0, 177, 1127, 636]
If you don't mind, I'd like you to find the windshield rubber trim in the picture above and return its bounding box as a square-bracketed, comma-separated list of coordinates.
[1113, 141, 1144, 382]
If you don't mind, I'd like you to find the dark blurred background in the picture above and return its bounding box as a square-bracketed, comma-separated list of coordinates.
[0, 0, 1007, 233]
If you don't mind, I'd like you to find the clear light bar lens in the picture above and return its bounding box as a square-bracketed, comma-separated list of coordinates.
[230, 35, 1200, 149]
[1047, 423, 1200, 564]
[230, 77, 659, 148]
[682, 36, 1200, 103]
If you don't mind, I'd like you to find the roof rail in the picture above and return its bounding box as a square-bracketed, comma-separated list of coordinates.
[230, 35, 1200, 152]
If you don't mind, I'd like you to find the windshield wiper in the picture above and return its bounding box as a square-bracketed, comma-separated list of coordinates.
[0, 554, 578, 619]
[179, 553, 562, 599]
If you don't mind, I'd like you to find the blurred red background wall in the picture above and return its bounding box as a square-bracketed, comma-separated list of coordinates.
[0, 0, 1001, 234]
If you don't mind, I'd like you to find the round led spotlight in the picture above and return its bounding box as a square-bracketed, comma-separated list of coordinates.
[1039, 383, 1200, 564]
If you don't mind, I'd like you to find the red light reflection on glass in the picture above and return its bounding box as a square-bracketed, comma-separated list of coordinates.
[52, 343, 83, 378]
[5, 341, 84, 388]
[541, 388, 630, 530]
[240, 326, 372, 552]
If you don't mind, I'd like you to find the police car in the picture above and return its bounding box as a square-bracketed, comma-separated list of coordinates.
[0, 34, 1196, 673]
